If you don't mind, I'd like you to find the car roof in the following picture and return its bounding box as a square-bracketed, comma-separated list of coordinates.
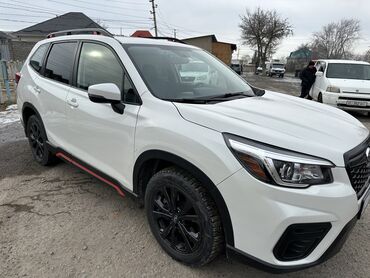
[318, 59, 370, 65]
[39, 34, 196, 49]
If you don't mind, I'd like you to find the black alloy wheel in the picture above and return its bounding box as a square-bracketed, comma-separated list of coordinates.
[151, 185, 202, 254]
[145, 167, 223, 266]
[26, 115, 56, 166]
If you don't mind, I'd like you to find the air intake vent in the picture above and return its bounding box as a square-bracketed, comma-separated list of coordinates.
[273, 223, 332, 261]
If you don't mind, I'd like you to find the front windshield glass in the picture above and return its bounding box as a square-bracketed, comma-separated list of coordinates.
[326, 63, 370, 80]
[123, 44, 253, 100]
[272, 63, 284, 68]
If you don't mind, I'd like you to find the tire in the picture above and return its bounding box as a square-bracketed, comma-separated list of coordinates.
[318, 93, 323, 103]
[145, 167, 223, 266]
[26, 115, 56, 166]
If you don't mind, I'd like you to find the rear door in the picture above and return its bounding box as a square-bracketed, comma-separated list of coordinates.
[36, 41, 78, 148]
[65, 41, 141, 189]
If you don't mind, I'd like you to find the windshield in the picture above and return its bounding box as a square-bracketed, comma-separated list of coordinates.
[123, 44, 253, 101]
[326, 63, 370, 80]
[182, 62, 208, 73]
[272, 64, 284, 68]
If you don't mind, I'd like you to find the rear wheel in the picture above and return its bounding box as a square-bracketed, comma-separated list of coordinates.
[145, 167, 223, 266]
[26, 115, 56, 166]
[318, 93, 323, 103]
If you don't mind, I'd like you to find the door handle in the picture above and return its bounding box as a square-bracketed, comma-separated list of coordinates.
[34, 86, 41, 94]
[67, 98, 79, 108]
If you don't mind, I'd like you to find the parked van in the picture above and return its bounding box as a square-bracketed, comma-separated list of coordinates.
[310, 60, 370, 111]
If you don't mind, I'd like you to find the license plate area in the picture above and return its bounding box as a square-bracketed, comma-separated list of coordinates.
[347, 100, 367, 107]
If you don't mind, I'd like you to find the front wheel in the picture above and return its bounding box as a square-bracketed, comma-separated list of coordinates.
[145, 167, 223, 266]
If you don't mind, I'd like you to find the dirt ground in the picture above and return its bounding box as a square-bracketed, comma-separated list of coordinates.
[1, 74, 370, 278]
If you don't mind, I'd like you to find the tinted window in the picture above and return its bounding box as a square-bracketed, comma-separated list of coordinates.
[77, 43, 124, 91]
[29, 44, 49, 73]
[44, 42, 77, 84]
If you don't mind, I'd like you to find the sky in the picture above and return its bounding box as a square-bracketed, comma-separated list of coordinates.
[0, 0, 369, 60]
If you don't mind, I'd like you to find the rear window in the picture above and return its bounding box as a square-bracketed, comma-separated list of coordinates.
[44, 42, 77, 85]
[29, 44, 49, 73]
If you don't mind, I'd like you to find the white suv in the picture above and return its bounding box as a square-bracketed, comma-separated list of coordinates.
[17, 29, 370, 271]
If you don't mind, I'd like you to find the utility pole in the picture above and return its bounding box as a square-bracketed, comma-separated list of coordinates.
[149, 0, 158, 37]
[173, 29, 177, 38]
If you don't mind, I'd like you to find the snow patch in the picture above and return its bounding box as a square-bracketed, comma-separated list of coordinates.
[0, 104, 20, 127]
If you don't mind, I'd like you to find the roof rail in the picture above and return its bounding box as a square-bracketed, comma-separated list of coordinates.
[46, 28, 113, 39]
[148, 37, 187, 44]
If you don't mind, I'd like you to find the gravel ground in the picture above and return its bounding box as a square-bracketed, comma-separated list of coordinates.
[1, 75, 370, 277]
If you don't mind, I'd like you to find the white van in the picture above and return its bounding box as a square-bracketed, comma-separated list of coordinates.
[310, 60, 370, 111]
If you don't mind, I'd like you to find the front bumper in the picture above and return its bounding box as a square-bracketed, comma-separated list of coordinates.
[218, 166, 367, 269]
[323, 92, 370, 111]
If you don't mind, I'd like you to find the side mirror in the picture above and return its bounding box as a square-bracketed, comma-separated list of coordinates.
[88, 83, 121, 103]
[315, 71, 323, 77]
[88, 83, 125, 114]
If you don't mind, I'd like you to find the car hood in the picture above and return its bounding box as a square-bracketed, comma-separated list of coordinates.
[329, 78, 370, 93]
[174, 91, 369, 166]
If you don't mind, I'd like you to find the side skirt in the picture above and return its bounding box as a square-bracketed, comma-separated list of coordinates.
[47, 142, 138, 199]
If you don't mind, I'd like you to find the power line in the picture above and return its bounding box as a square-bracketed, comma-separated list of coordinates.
[44, 0, 150, 19]
[0, 4, 58, 16]
[63, 0, 149, 12]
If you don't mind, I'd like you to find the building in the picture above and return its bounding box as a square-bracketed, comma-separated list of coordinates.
[10, 12, 105, 61]
[286, 47, 319, 75]
[131, 30, 153, 38]
[0, 31, 12, 61]
[182, 35, 237, 65]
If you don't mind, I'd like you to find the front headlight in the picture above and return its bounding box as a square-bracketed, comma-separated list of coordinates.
[224, 134, 334, 188]
[326, 86, 340, 93]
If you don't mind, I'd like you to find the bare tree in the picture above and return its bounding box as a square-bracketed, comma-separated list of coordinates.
[364, 49, 370, 62]
[95, 18, 109, 30]
[239, 7, 293, 67]
[312, 19, 360, 59]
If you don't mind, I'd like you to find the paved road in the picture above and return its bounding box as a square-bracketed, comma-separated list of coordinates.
[1, 76, 370, 277]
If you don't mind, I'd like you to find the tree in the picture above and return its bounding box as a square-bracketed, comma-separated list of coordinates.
[239, 7, 293, 68]
[364, 49, 370, 62]
[312, 19, 360, 59]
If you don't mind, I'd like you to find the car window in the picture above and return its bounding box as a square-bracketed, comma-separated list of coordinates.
[123, 44, 253, 100]
[29, 43, 49, 73]
[122, 74, 139, 103]
[77, 43, 124, 92]
[44, 42, 77, 85]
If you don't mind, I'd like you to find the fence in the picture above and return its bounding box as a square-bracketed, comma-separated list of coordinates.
[0, 60, 24, 104]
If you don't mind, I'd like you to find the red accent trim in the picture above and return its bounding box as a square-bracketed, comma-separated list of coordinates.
[56, 152, 125, 197]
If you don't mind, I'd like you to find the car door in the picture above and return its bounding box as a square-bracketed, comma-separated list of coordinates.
[65, 41, 141, 190]
[312, 61, 326, 99]
[36, 41, 78, 148]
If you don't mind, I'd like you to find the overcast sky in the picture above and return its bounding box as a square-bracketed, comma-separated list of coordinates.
[1, 0, 369, 59]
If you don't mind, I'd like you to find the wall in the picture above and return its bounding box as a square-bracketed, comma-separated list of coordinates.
[212, 42, 233, 65]
[10, 41, 36, 61]
[182, 37, 212, 52]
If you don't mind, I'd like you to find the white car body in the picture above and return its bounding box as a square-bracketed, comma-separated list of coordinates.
[266, 62, 286, 77]
[17, 33, 370, 272]
[310, 60, 370, 111]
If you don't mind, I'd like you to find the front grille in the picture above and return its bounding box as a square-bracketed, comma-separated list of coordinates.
[344, 138, 370, 198]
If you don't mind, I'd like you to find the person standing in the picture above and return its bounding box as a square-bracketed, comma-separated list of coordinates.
[299, 61, 317, 98]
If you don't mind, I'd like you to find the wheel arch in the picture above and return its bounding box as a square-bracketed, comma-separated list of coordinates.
[22, 102, 40, 132]
[133, 149, 235, 247]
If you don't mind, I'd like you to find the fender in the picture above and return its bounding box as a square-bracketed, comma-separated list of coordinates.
[22, 102, 43, 134]
[133, 149, 235, 247]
